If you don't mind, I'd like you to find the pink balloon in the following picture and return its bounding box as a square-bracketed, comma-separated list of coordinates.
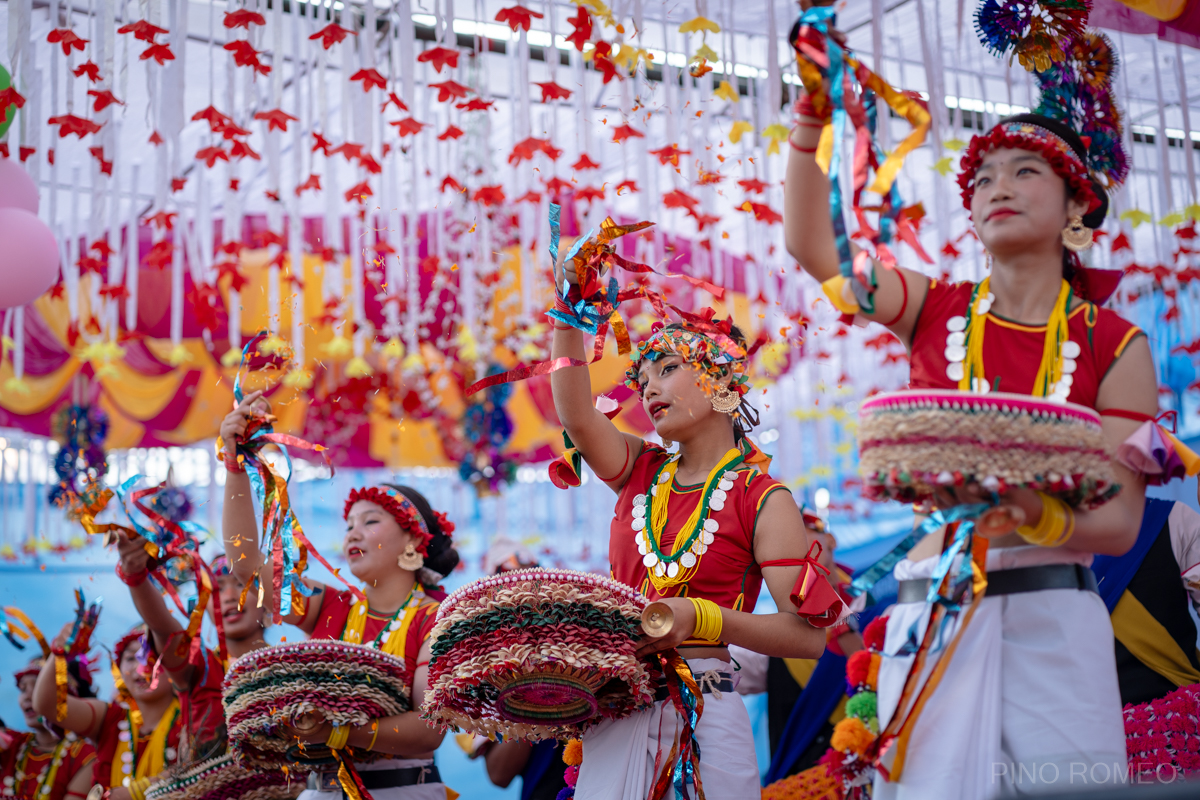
[0, 159, 39, 214]
[0, 208, 59, 309]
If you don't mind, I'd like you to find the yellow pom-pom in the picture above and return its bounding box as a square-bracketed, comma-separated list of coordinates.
[866, 652, 881, 692]
[831, 717, 875, 756]
[563, 739, 583, 766]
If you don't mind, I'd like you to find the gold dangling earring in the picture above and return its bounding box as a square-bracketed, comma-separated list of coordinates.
[1061, 214, 1093, 252]
[710, 387, 740, 415]
[397, 543, 424, 572]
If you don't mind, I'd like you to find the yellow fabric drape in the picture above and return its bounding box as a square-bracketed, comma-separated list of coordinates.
[1116, 0, 1187, 21]
[1111, 590, 1200, 688]
[110, 698, 180, 787]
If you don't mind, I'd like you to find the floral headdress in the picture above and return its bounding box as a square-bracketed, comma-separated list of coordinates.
[623, 322, 749, 398]
[344, 486, 454, 556]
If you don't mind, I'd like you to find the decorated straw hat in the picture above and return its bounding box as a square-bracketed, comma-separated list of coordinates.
[422, 567, 655, 742]
[144, 754, 301, 800]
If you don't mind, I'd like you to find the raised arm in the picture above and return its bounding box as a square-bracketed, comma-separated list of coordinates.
[219, 391, 324, 632]
[32, 631, 106, 740]
[115, 530, 196, 690]
[784, 96, 929, 346]
[548, 242, 643, 492]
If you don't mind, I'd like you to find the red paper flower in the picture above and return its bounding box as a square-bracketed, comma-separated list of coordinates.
[216, 260, 248, 291]
[575, 185, 605, 203]
[390, 117, 425, 137]
[140, 43, 175, 65]
[688, 210, 720, 231]
[662, 189, 699, 211]
[649, 144, 690, 166]
[738, 177, 770, 194]
[312, 132, 335, 155]
[533, 81, 572, 103]
[495, 5, 544, 32]
[438, 125, 464, 141]
[358, 153, 382, 175]
[429, 80, 469, 102]
[145, 211, 177, 231]
[192, 105, 232, 131]
[741, 201, 782, 225]
[473, 185, 506, 206]
[345, 181, 373, 203]
[309, 24, 356, 49]
[48, 115, 101, 139]
[0, 87, 26, 117]
[350, 68, 387, 92]
[88, 146, 113, 175]
[118, 20, 168, 42]
[382, 92, 409, 113]
[417, 46, 460, 73]
[332, 142, 364, 161]
[457, 98, 495, 112]
[224, 41, 269, 74]
[224, 9, 266, 29]
[295, 174, 322, 196]
[515, 190, 543, 204]
[565, 6, 592, 51]
[615, 179, 639, 195]
[171, 177, 187, 192]
[440, 175, 465, 194]
[47, 29, 88, 55]
[545, 176, 573, 196]
[229, 139, 261, 161]
[254, 108, 298, 132]
[144, 239, 174, 270]
[87, 90, 123, 113]
[610, 124, 643, 144]
[148, 131, 163, 145]
[196, 145, 230, 167]
[73, 61, 101, 83]
[572, 153, 600, 171]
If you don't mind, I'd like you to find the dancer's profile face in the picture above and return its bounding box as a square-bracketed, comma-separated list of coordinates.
[343, 500, 421, 583]
[637, 355, 727, 443]
[18, 672, 42, 728]
[970, 147, 1089, 258]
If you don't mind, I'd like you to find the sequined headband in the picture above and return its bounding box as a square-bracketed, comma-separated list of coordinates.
[958, 121, 1100, 215]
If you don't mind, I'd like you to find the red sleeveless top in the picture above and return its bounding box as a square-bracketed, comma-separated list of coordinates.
[609, 444, 789, 616]
[310, 589, 440, 684]
[910, 279, 1143, 406]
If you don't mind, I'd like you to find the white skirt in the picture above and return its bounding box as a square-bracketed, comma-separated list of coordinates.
[296, 758, 447, 800]
[874, 547, 1127, 800]
[575, 658, 759, 800]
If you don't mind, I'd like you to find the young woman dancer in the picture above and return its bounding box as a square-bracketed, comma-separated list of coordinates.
[33, 625, 193, 800]
[785, 53, 1156, 799]
[548, 255, 827, 796]
[220, 391, 459, 800]
[4, 658, 97, 800]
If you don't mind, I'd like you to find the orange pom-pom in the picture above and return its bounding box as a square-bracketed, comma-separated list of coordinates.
[563, 738, 583, 766]
[866, 652, 881, 691]
[831, 717, 875, 755]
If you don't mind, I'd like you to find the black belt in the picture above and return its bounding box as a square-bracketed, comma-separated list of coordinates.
[653, 675, 734, 703]
[896, 563, 1098, 604]
[307, 765, 441, 793]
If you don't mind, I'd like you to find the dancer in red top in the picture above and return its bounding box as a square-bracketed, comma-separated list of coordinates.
[2, 659, 97, 800]
[784, 13, 1156, 797]
[548, 242, 828, 796]
[220, 391, 457, 800]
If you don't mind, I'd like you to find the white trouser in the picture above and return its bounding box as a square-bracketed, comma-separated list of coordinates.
[297, 758, 446, 800]
[576, 658, 759, 800]
[874, 547, 1127, 800]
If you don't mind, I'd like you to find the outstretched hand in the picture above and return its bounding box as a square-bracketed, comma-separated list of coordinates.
[635, 596, 696, 659]
[219, 390, 266, 447]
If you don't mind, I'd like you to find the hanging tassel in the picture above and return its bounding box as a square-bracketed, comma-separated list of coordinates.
[333, 748, 375, 800]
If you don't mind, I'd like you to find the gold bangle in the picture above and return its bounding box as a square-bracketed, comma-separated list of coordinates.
[326, 724, 350, 751]
[1016, 492, 1069, 547]
[366, 718, 380, 751]
[128, 778, 151, 800]
[688, 597, 724, 642]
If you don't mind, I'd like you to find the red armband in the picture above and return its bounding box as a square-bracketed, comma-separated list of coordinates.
[760, 541, 847, 628]
[116, 561, 149, 587]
